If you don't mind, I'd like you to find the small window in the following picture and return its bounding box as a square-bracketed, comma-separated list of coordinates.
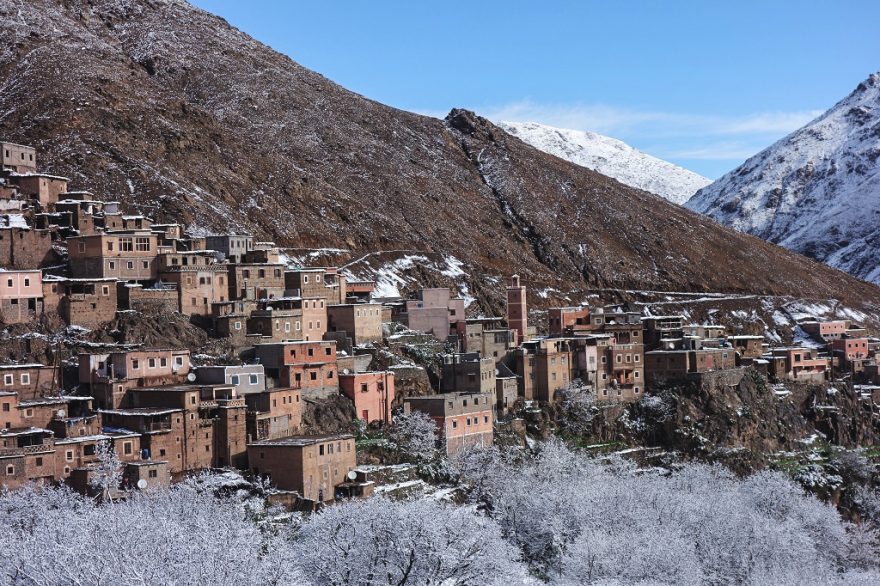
[5, 464, 13, 475]
[249, 374, 258, 385]
[2, 374, 12, 386]
[231, 375, 240, 385]
[123, 442, 133, 455]
[20, 373, 29, 385]
[148, 469, 158, 479]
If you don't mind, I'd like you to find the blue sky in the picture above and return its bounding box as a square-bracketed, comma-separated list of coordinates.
[193, 0, 879, 178]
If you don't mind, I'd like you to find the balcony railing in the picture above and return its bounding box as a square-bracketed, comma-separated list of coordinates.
[0, 443, 53, 456]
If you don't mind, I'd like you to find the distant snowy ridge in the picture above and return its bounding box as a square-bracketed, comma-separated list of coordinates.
[498, 121, 711, 205]
[686, 72, 880, 283]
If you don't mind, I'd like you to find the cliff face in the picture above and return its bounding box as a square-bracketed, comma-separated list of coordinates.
[2, 0, 880, 310]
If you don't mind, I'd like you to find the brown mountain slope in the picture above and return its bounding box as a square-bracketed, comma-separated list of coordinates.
[1, 0, 879, 309]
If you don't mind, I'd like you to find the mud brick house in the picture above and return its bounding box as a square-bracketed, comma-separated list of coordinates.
[765, 347, 831, 383]
[641, 315, 685, 349]
[117, 282, 179, 312]
[54, 198, 103, 236]
[339, 371, 395, 425]
[344, 280, 376, 303]
[1, 142, 37, 173]
[50, 277, 118, 328]
[211, 299, 259, 346]
[453, 317, 517, 360]
[596, 308, 646, 399]
[682, 324, 727, 340]
[0, 363, 60, 400]
[123, 460, 171, 491]
[68, 231, 158, 282]
[397, 288, 465, 342]
[568, 334, 615, 397]
[0, 225, 57, 269]
[55, 431, 142, 484]
[440, 353, 496, 395]
[9, 173, 69, 210]
[205, 234, 253, 263]
[247, 434, 356, 502]
[244, 387, 302, 442]
[0, 269, 42, 324]
[299, 297, 328, 341]
[404, 392, 494, 456]
[516, 338, 575, 403]
[127, 384, 248, 471]
[79, 349, 191, 410]
[548, 306, 591, 336]
[119, 215, 152, 231]
[326, 302, 383, 346]
[644, 348, 736, 383]
[284, 267, 346, 305]
[830, 337, 871, 374]
[0, 420, 56, 490]
[800, 320, 851, 342]
[227, 262, 285, 301]
[248, 297, 327, 342]
[727, 335, 766, 362]
[150, 223, 186, 245]
[195, 364, 266, 396]
[495, 362, 518, 414]
[255, 340, 338, 398]
[99, 408, 184, 471]
[16, 395, 96, 435]
[158, 251, 228, 316]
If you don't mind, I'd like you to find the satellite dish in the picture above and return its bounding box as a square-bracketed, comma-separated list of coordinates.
[346, 470, 357, 481]
[342, 368, 350, 375]
[186, 372, 197, 382]
[56, 410, 66, 419]
[136, 479, 148, 490]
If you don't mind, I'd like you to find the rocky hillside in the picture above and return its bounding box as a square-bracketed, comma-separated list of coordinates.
[499, 121, 710, 205]
[687, 73, 880, 283]
[2, 0, 880, 310]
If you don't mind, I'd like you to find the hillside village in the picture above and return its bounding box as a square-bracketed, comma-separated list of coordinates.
[0, 140, 878, 505]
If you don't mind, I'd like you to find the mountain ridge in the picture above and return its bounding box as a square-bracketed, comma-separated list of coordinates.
[498, 121, 710, 205]
[686, 72, 880, 283]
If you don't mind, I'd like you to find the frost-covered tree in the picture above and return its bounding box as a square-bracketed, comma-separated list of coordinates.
[387, 410, 438, 462]
[457, 440, 880, 584]
[288, 497, 525, 585]
[89, 439, 122, 502]
[554, 380, 596, 436]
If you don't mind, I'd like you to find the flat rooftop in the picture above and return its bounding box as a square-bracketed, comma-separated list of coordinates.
[248, 433, 353, 447]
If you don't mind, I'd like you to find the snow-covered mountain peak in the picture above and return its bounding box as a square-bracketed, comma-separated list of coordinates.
[685, 71, 880, 283]
[498, 121, 711, 205]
